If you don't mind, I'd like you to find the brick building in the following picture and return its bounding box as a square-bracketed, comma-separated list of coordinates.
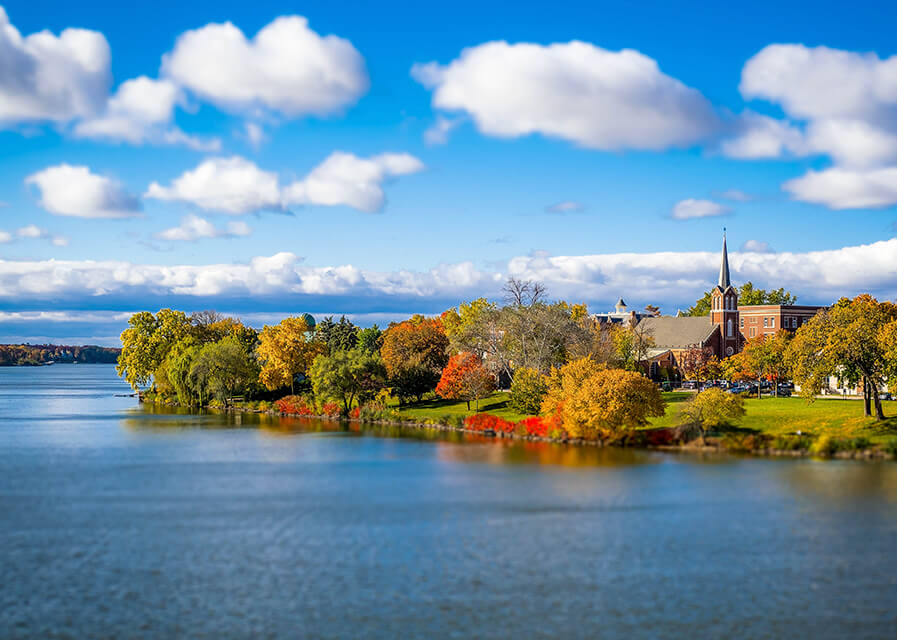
[738, 305, 822, 339]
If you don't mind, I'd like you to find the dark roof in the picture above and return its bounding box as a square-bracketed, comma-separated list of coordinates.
[637, 316, 718, 349]
[718, 233, 730, 289]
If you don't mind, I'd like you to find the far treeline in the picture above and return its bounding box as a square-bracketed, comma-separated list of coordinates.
[116, 281, 897, 440]
[0, 344, 121, 366]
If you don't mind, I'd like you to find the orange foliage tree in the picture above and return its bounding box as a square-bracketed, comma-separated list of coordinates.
[380, 315, 449, 402]
[435, 352, 496, 411]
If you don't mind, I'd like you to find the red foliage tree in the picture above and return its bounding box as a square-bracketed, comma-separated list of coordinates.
[436, 352, 495, 411]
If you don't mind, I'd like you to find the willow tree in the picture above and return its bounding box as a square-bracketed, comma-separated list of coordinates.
[787, 295, 897, 419]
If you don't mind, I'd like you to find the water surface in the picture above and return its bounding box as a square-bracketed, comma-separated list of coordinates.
[2, 365, 896, 639]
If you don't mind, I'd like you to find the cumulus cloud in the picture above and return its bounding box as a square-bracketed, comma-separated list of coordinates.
[0, 240, 894, 314]
[13, 224, 68, 246]
[157, 214, 252, 241]
[25, 164, 141, 218]
[147, 152, 424, 214]
[146, 156, 281, 214]
[161, 15, 368, 119]
[282, 152, 424, 213]
[73, 76, 220, 150]
[783, 166, 897, 210]
[734, 44, 897, 209]
[423, 115, 462, 145]
[671, 198, 730, 220]
[0, 230, 11, 243]
[0, 6, 110, 126]
[412, 41, 719, 150]
[740, 239, 774, 253]
[545, 201, 585, 214]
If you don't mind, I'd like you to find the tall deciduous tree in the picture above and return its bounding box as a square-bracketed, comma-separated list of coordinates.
[258, 316, 324, 394]
[787, 295, 897, 419]
[381, 315, 449, 402]
[189, 336, 259, 406]
[309, 349, 387, 413]
[678, 347, 720, 384]
[117, 309, 192, 391]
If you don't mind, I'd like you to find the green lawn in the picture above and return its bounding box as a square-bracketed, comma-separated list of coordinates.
[395, 390, 897, 445]
[648, 391, 897, 444]
[394, 391, 529, 422]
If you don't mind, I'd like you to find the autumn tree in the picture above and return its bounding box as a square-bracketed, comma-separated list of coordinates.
[541, 357, 665, 439]
[435, 352, 496, 411]
[189, 336, 259, 406]
[309, 349, 387, 413]
[258, 316, 324, 394]
[612, 322, 656, 372]
[681, 388, 746, 433]
[787, 295, 897, 419]
[117, 309, 192, 391]
[678, 347, 720, 384]
[381, 315, 449, 402]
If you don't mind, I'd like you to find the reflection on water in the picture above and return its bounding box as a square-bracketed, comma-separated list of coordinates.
[2, 365, 897, 639]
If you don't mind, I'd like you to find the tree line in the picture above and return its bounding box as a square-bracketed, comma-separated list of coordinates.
[0, 344, 120, 366]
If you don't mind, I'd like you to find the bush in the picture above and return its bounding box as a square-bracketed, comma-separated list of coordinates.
[771, 435, 813, 451]
[680, 388, 746, 431]
[464, 413, 516, 434]
[509, 367, 547, 415]
[516, 416, 549, 437]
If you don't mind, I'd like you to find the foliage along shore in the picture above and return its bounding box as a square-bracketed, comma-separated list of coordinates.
[138, 391, 897, 461]
[117, 281, 897, 462]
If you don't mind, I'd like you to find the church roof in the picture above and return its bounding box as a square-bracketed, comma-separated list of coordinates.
[637, 316, 719, 349]
[718, 232, 730, 289]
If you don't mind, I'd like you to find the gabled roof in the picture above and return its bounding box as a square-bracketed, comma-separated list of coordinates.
[637, 316, 718, 349]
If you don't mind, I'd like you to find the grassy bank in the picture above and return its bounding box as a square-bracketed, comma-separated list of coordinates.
[393, 390, 897, 447]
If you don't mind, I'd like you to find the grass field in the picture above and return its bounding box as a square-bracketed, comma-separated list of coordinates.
[395, 390, 897, 445]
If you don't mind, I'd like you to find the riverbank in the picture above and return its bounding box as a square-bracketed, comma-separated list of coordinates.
[138, 391, 897, 461]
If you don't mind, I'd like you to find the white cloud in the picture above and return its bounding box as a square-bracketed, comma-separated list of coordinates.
[736, 44, 897, 209]
[783, 166, 897, 210]
[243, 122, 266, 147]
[0, 230, 11, 243]
[721, 111, 807, 159]
[161, 15, 368, 119]
[146, 156, 281, 214]
[282, 152, 424, 213]
[147, 152, 424, 215]
[412, 40, 719, 150]
[157, 214, 252, 241]
[671, 198, 730, 220]
[423, 115, 462, 145]
[14, 224, 68, 246]
[546, 201, 585, 214]
[73, 76, 220, 151]
[740, 240, 773, 253]
[26, 164, 141, 218]
[0, 6, 110, 126]
[0, 240, 894, 311]
[718, 189, 753, 202]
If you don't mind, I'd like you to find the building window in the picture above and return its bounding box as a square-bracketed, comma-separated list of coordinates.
[727, 318, 733, 337]
[750, 328, 755, 337]
[770, 317, 775, 328]
[763, 318, 768, 327]
[740, 318, 744, 329]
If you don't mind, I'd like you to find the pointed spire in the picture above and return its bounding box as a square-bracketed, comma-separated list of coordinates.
[718, 229, 730, 289]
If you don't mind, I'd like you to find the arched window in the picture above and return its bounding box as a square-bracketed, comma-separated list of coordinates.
[727, 318, 733, 337]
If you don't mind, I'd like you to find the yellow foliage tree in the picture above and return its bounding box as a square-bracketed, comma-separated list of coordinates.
[257, 316, 324, 394]
[541, 357, 665, 439]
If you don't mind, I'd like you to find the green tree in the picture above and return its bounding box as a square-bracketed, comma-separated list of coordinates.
[508, 366, 548, 415]
[787, 295, 897, 419]
[681, 388, 746, 433]
[315, 315, 359, 353]
[116, 309, 191, 391]
[163, 338, 202, 406]
[309, 349, 388, 413]
[189, 336, 259, 406]
[357, 325, 383, 355]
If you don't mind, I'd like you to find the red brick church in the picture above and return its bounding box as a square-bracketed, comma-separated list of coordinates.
[635, 234, 823, 371]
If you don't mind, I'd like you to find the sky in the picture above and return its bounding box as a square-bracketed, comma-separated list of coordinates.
[1, 0, 897, 345]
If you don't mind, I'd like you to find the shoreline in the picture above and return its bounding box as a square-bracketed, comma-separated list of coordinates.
[139, 397, 896, 462]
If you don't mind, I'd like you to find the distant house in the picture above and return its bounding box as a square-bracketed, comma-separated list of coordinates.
[593, 298, 646, 328]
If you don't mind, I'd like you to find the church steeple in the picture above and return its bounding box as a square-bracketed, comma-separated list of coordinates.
[718, 229, 730, 289]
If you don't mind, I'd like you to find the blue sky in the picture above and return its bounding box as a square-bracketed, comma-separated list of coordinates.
[1, 0, 897, 344]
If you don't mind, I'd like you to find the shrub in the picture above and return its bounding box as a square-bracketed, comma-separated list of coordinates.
[680, 388, 746, 431]
[516, 416, 549, 437]
[771, 435, 813, 451]
[509, 367, 547, 415]
[322, 402, 341, 418]
[464, 413, 515, 434]
[809, 434, 836, 456]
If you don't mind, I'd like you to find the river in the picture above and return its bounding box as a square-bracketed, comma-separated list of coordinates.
[1, 364, 896, 638]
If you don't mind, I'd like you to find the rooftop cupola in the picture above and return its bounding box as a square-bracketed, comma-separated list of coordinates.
[615, 298, 627, 313]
